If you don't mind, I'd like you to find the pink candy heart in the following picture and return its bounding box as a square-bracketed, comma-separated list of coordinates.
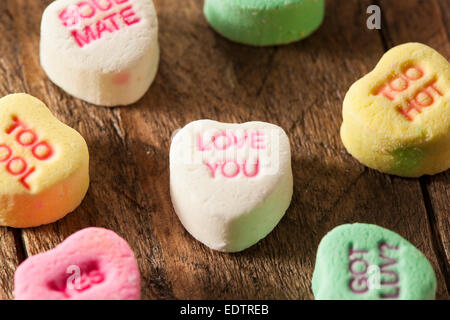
[14, 227, 140, 300]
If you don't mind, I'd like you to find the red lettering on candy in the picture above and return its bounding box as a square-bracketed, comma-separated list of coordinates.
[380, 287, 400, 299]
[349, 277, 369, 294]
[120, 6, 140, 26]
[221, 161, 240, 178]
[348, 242, 400, 299]
[242, 159, 259, 178]
[197, 130, 266, 179]
[104, 12, 120, 31]
[96, 19, 113, 38]
[72, 26, 98, 48]
[58, 0, 142, 48]
[1, 116, 55, 190]
[59, 9, 80, 27]
[204, 162, 219, 178]
[349, 258, 369, 276]
[93, 0, 113, 11]
[197, 135, 211, 152]
[374, 66, 444, 121]
[6, 157, 27, 176]
[212, 132, 232, 151]
[0, 144, 12, 162]
[251, 131, 265, 149]
[16, 129, 38, 146]
[32, 141, 54, 161]
[19, 167, 36, 190]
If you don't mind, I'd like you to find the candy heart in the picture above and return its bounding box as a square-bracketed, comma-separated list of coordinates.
[341, 43, 450, 177]
[312, 223, 437, 300]
[203, 0, 325, 46]
[40, 0, 159, 106]
[0, 93, 89, 228]
[170, 120, 293, 252]
[14, 227, 140, 300]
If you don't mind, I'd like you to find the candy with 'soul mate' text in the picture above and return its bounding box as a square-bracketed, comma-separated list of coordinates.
[0, 93, 89, 228]
[170, 120, 293, 252]
[204, 0, 325, 46]
[341, 43, 450, 177]
[40, 0, 159, 106]
[14, 227, 141, 300]
[312, 223, 437, 300]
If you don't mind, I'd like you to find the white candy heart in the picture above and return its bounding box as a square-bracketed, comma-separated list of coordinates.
[40, 0, 159, 106]
[170, 120, 293, 252]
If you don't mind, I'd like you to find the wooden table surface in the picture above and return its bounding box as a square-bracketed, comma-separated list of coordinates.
[0, 0, 448, 300]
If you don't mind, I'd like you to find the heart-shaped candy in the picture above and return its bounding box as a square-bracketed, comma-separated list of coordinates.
[170, 120, 293, 252]
[14, 227, 140, 300]
[341, 43, 450, 177]
[312, 223, 437, 300]
[204, 0, 325, 46]
[0, 93, 89, 228]
[40, 0, 159, 106]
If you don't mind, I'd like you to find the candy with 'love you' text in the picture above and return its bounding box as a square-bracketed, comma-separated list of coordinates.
[170, 120, 293, 252]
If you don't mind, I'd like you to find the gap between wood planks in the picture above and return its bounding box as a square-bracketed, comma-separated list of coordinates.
[375, 0, 450, 295]
[6, 0, 449, 299]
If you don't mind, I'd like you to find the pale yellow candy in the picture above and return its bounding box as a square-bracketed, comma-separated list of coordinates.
[0, 94, 89, 227]
[341, 43, 450, 177]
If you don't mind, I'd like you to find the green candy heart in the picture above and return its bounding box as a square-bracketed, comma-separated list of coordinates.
[312, 223, 437, 300]
[203, 0, 325, 46]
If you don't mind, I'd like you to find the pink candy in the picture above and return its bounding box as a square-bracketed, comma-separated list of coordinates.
[14, 227, 140, 300]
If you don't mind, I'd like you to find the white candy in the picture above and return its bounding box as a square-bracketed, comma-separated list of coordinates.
[40, 0, 159, 106]
[170, 120, 293, 252]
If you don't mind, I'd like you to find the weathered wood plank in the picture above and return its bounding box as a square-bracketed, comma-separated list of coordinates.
[378, 0, 450, 296]
[0, 228, 20, 299]
[0, 0, 30, 300]
[0, 0, 447, 301]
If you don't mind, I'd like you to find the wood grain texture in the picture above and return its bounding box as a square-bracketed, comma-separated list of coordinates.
[0, 0, 31, 300]
[0, 0, 448, 300]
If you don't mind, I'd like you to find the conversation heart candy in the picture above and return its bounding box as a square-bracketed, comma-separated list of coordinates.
[0, 93, 89, 228]
[312, 223, 437, 300]
[14, 227, 140, 300]
[40, 0, 159, 106]
[341, 43, 450, 177]
[203, 0, 325, 46]
[170, 120, 293, 252]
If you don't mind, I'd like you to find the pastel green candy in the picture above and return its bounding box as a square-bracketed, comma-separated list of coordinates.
[312, 223, 437, 300]
[203, 0, 325, 46]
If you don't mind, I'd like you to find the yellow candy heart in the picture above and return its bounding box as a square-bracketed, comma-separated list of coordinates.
[341, 43, 450, 177]
[0, 93, 89, 227]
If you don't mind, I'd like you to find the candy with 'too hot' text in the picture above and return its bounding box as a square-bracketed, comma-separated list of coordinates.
[40, 0, 159, 106]
[341, 43, 450, 177]
[312, 223, 437, 300]
[170, 120, 293, 252]
[14, 227, 141, 300]
[0, 93, 89, 228]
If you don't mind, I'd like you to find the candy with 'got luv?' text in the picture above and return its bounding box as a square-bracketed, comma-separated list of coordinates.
[170, 120, 293, 253]
[0, 93, 89, 228]
[40, 0, 159, 106]
[14, 227, 140, 300]
[341, 43, 450, 177]
[312, 223, 437, 300]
